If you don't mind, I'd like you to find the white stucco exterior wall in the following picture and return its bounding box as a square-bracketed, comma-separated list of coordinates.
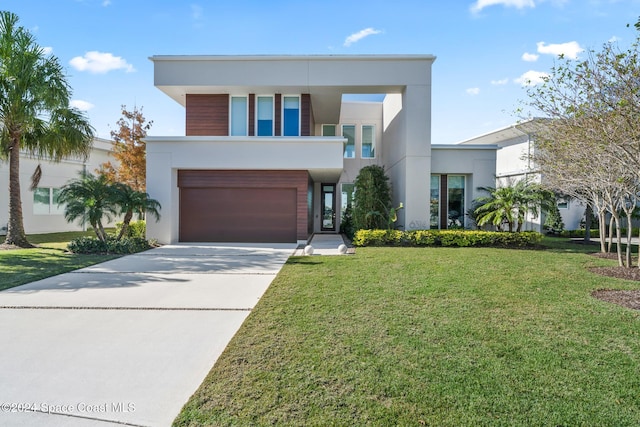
[0, 138, 116, 234]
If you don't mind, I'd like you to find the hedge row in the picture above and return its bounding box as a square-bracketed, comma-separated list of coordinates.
[559, 229, 600, 238]
[352, 229, 543, 248]
[68, 236, 152, 254]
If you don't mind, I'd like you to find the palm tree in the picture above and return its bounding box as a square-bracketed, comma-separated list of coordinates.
[111, 183, 161, 241]
[57, 173, 118, 242]
[474, 179, 553, 232]
[0, 11, 94, 247]
[474, 185, 519, 232]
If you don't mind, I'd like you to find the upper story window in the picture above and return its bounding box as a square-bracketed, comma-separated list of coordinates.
[342, 125, 355, 159]
[230, 96, 248, 136]
[256, 96, 274, 136]
[283, 96, 300, 136]
[362, 125, 375, 158]
[322, 124, 336, 136]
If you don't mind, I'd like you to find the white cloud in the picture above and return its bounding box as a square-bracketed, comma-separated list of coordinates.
[609, 36, 619, 43]
[521, 52, 539, 62]
[102, 0, 111, 6]
[42, 46, 53, 55]
[491, 78, 509, 85]
[536, 41, 584, 59]
[70, 100, 95, 111]
[470, 0, 535, 13]
[69, 51, 135, 74]
[515, 70, 549, 86]
[344, 28, 382, 47]
[466, 87, 481, 95]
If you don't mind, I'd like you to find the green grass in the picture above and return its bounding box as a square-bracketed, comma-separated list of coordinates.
[174, 237, 640, 426]
[0, 230, 118, 291]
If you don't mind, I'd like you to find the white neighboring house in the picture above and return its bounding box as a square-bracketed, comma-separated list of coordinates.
[458, 120, 585, 231]
[0, 137, 116, 234]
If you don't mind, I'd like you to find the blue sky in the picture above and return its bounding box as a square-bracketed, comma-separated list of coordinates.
[4, 0, 640, 143]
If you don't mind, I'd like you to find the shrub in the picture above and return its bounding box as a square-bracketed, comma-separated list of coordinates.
[68, 236, 151, 254]
[353, 229, 543, 248]
[353, 165, 392, 231]
[115, 220, 146, 239]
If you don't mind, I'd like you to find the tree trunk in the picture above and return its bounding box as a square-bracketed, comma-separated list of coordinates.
[584, 204, 592, 242]
[612, 212, 623, 267]
[598, 210, 607, 253]
[608, 215, 614, 253]
[117, 210, 133, 241]
[5, 135, 33, 248]
[625, 212, 633, 268]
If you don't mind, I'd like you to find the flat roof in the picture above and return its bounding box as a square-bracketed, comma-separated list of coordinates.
[150, 54, 436, 62]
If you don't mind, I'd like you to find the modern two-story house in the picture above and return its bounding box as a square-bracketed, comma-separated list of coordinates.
[146, 54, 498, 244]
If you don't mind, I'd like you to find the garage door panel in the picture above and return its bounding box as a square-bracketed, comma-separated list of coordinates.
[180, 187, 297, 242]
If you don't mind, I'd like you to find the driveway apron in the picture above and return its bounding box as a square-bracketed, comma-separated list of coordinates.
[0, 243, 295, 427]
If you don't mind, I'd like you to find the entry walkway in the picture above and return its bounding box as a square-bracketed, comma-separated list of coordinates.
[0, 243, 296, 427]
[293, 233, 352, 256]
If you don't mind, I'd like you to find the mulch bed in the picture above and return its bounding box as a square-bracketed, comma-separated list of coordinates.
[588, 252, 640, 310]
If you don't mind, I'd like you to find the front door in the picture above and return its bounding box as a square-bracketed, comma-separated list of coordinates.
[321, 184, 336, 231]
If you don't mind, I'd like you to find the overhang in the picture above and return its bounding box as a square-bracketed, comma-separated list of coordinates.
[149, 54, 436, 124]
[145, 136, 345, 182]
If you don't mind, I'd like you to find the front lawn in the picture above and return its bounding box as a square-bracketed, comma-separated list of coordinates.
[0, 230, 118, 291]
[175, 237, 640, 426]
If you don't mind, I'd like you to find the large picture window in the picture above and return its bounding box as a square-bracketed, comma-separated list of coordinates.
[282, 96, 300, 136]
[362, 125, 375, 158]
[230, 96, 248, 136]
[256, 96, 274, 136]
[341, 183, 355, 213]
[342, 125, 355, 158]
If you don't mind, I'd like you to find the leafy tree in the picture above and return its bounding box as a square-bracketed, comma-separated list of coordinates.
[523, 25, 640, 266]
[353, 165, 392, 230]
[111, 182, 161, 240]
[57, 173, 118, 242]
[99, 105, 151, 191]
[0, 11, 94, 247]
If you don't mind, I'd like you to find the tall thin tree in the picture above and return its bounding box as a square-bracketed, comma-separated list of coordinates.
[0, 11, 94, 247]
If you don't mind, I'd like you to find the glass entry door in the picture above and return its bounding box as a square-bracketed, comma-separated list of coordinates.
[321, 184, 336, 231]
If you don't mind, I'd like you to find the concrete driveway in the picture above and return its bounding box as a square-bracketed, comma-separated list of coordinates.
[0, 243, 296, 427]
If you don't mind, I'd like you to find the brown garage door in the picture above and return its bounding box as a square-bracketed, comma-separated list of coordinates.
[180, 187, 297, 242]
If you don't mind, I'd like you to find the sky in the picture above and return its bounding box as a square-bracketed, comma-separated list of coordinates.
[4, 0, 640, 144]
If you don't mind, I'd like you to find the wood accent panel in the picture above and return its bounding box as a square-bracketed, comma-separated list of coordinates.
[185, 94, 228, 136]
[301, 94, 311, 136]
[178, 170, 309, 241]
[440, 174, 448, 230]
[274, 94, 282, 136]
[248, 94, 255, 136]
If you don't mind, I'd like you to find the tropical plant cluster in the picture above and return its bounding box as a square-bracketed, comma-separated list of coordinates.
[352, 229, 542, 248]
[473, 179, 555, 232]
[524, 22, 640, 267]
[57, 172, 160, 253]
